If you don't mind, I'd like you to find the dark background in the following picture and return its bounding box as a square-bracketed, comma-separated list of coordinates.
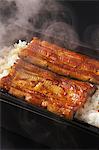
[63, 1, 99, 47]
[1, 1, 99, 150]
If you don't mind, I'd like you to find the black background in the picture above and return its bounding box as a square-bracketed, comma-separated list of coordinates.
[1, 1, 99, 150]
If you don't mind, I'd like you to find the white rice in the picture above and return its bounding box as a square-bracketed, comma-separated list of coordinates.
[0, 41, 99, 128]
[0, 40, 27, 78]
[75, 85, 99, 128]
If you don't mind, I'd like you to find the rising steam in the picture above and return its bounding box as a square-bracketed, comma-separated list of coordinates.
[42, 22, 79, 49]
[83, 25, 99, 50]
[0, 0, 79, 49]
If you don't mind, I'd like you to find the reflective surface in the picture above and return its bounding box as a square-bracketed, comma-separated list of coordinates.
[1, 127, 48, 150]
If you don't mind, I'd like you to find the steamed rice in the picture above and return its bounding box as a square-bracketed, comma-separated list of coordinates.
[0, 41, 99, 128]
[75, 85, 99, 128]
[0, 40, 27, 78]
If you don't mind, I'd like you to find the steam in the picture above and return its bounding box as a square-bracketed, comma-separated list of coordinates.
[42, 22, 79, 49]
[83, 25, 99, 50]
[0, 0, 78, 49]
[0, 0, 43, 47]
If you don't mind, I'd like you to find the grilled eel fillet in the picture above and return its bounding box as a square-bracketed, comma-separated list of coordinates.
[0, 59, 96, 119]
[19, 37, 99, 84]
